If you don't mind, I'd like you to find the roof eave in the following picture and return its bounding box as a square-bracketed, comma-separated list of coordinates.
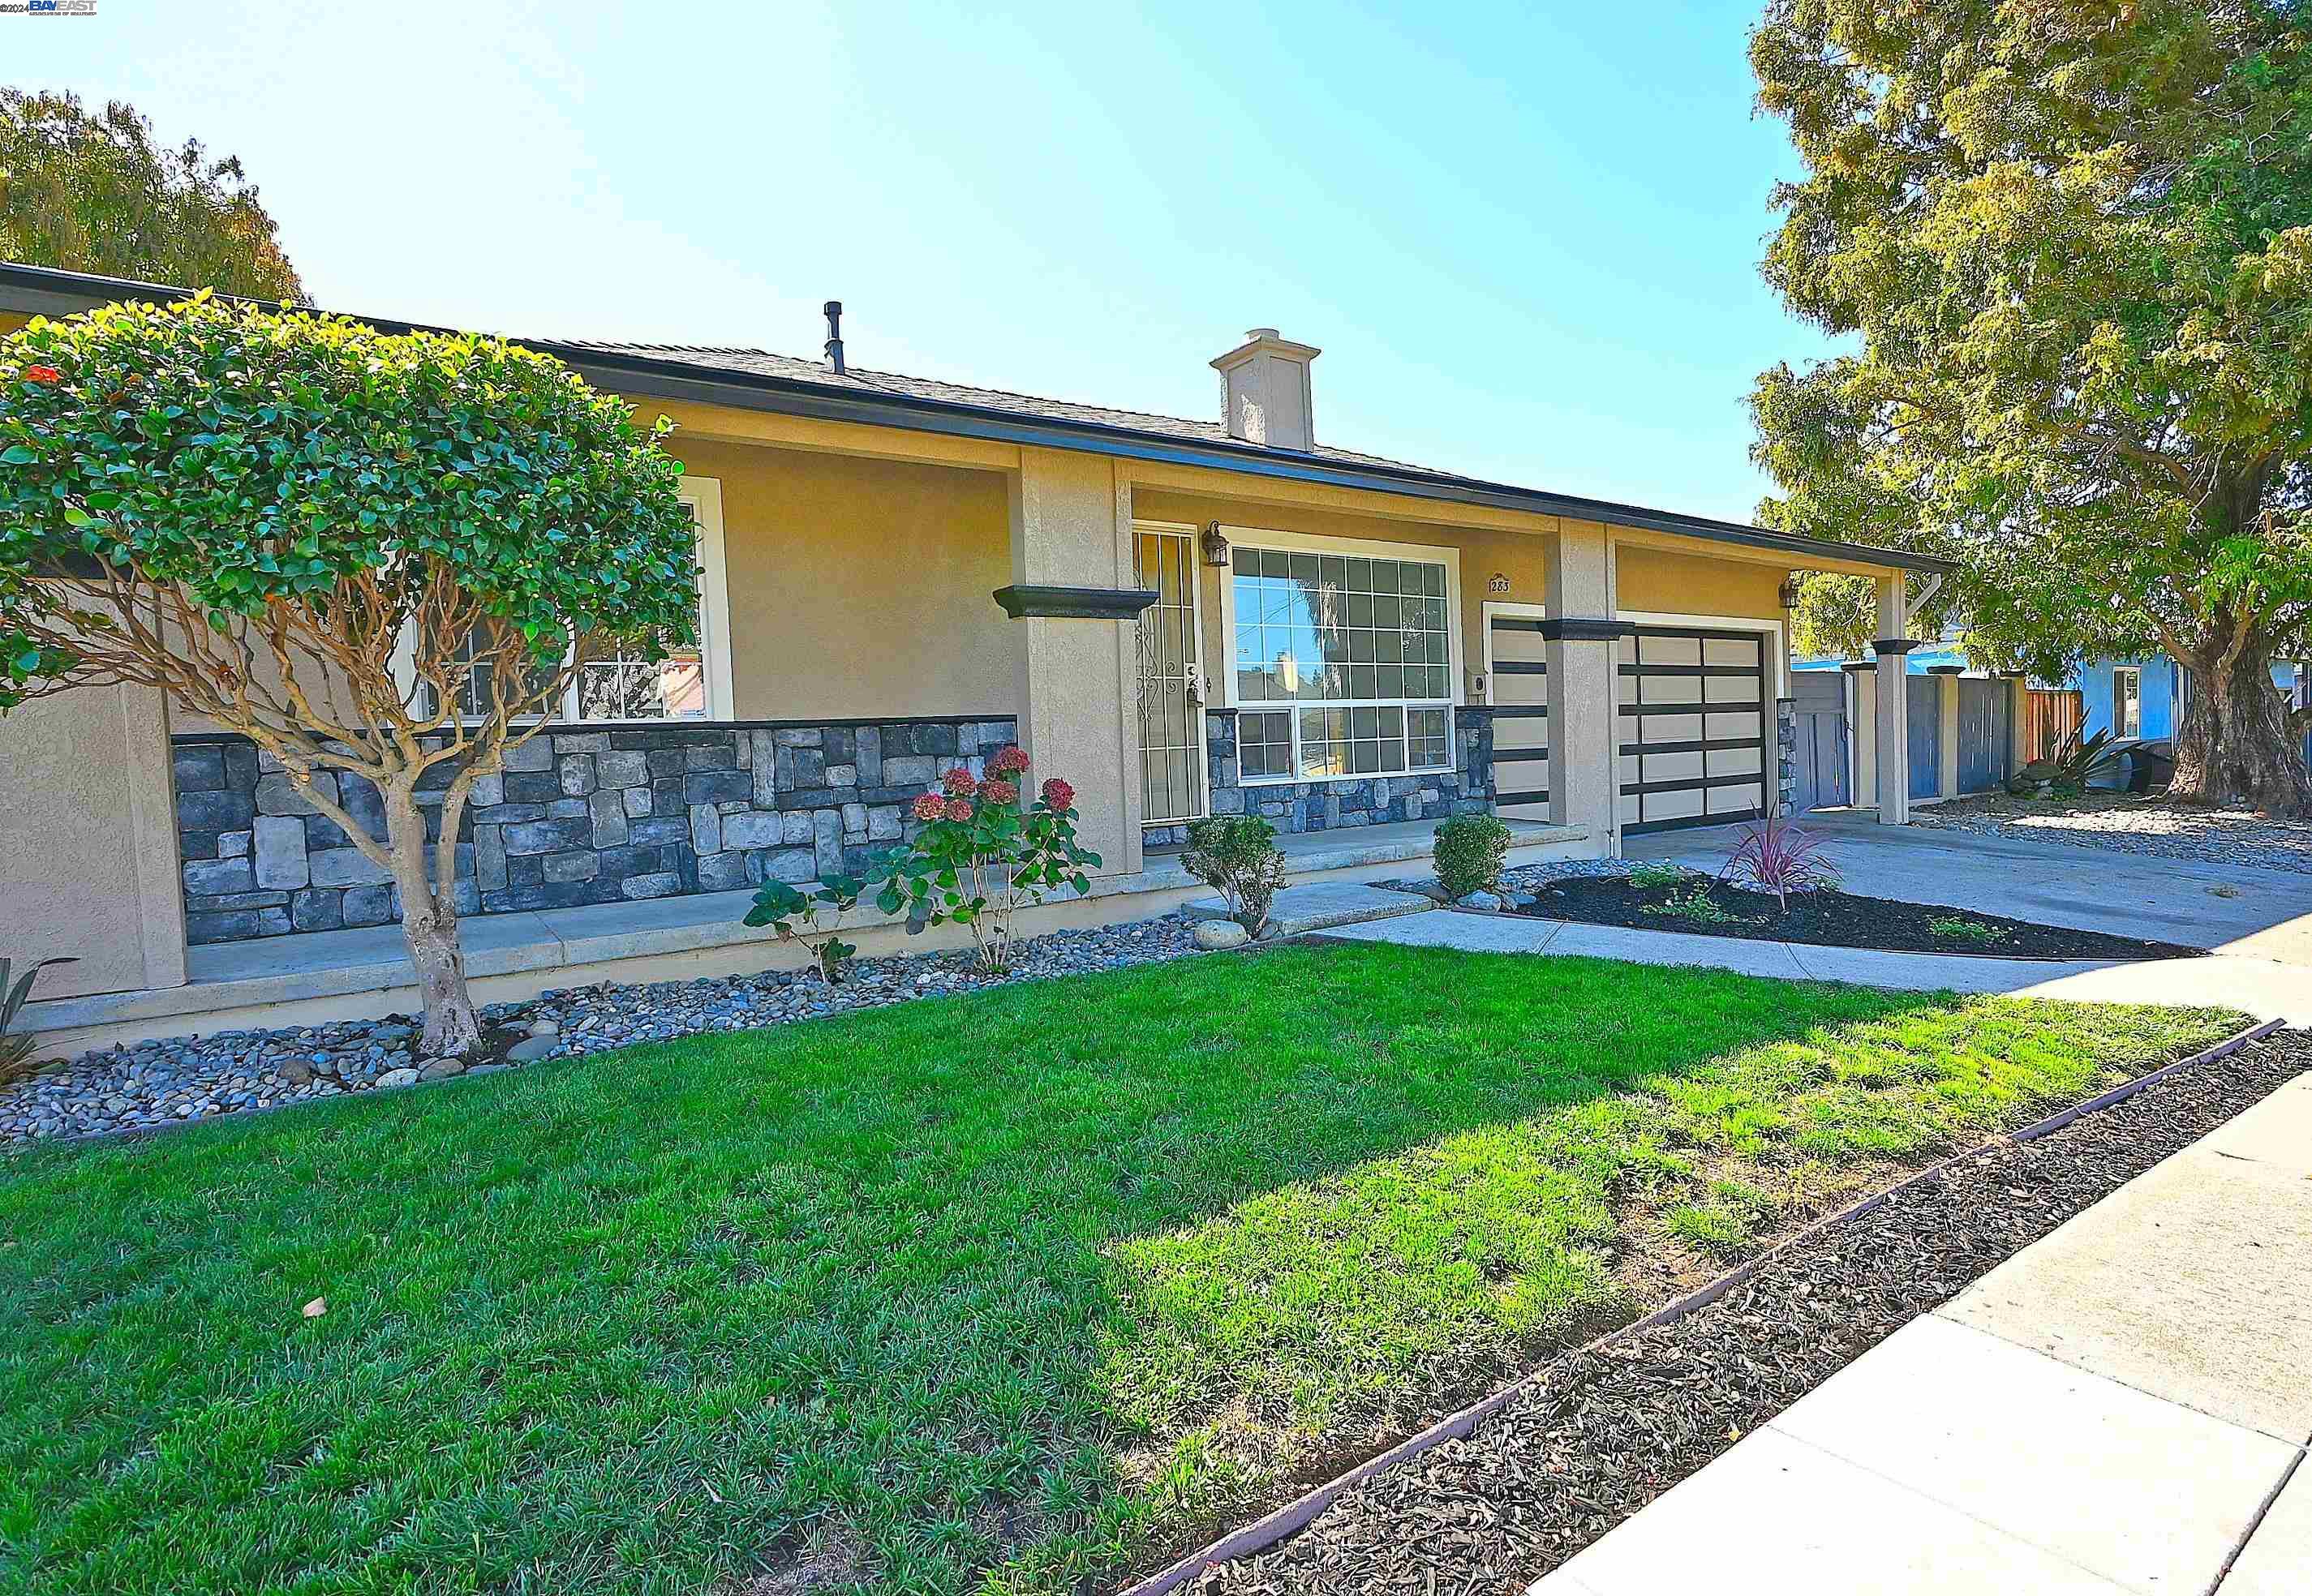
[0, 260, 1953, 576]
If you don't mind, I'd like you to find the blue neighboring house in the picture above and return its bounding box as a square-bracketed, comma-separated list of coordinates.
[2076, 655, 2306, 743]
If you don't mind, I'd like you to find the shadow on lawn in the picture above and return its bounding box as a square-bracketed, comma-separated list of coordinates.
[4, 942, 2130, 1596]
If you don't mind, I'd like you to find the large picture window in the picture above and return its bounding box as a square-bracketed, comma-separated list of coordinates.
[1229, 542, 1455, 782]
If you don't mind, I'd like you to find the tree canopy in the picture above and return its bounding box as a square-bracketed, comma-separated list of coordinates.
[1, 88, 303, 300]
[1749, 0, 2312, 809]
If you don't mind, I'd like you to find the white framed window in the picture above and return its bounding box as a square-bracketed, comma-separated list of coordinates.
[398, 475, 733, 724]
[2112, 666, 2142, 737]
[1219, 528, 1461, 784]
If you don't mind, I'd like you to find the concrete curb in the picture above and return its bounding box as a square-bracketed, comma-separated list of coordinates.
[1114, 1016, 2288, 1596]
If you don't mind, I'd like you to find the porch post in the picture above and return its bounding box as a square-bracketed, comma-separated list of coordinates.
[1872, 573, 1914, 825]
[1004, 448, 1145, 877]
[1543, 523, 1622, 856]
[1930, 665, 1962, 801]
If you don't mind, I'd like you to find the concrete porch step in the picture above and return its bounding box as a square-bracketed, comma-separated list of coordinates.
[1187, 881, 1438, 937]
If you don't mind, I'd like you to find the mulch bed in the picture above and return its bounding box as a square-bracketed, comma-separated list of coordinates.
[1514, 874, 2202, 960]
[1184, 1028, 2310, 1596]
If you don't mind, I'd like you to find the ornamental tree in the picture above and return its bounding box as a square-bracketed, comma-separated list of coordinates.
[0, 294, 699, 1057]
[1750, 0, 2312, 814]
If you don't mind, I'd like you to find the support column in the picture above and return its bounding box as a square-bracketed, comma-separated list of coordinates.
[1873, 573, 1915, 825]
[1930, 665, 1962, 801]
[1001, 448, 1153, 877]
[1841, 659, 1875, 809]
[1542, 523, 1621, 856]
[2004, 672, 2031, 777]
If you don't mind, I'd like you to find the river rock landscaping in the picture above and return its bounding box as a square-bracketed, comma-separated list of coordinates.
[0, 912, 1200, 1145]
[1187, 1026, 2309, 1596]
[1510, 870, 2203, 960]
[1910, 792, 2312, 875]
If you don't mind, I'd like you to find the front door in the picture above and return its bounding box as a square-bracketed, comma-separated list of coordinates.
[1135, 522, 1207, 827]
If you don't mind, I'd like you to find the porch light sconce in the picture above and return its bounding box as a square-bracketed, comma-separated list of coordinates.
[1200, 521, 1231, 568]
[1777, 575, 1802, 611]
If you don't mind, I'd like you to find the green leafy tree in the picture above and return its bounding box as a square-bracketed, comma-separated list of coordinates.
[1750, 0, 2312, 814]
[1786, 571, 1877, 659]
[1, 88, 303, 300]
[0, 294, 699, 1057]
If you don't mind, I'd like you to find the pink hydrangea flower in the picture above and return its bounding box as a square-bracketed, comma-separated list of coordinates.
[942, 766, 979, 797]
[982, 777, 1020, 805]
[990, 744, 1030, 777]
[945, 796, 975, 823]
[910, 791, 948, 822]
[1041, 778, 1074, 812]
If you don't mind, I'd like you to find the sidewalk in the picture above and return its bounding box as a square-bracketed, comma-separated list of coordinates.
[1528, 1070, 2312, 1596]
[1313, 910, 2312, 1025]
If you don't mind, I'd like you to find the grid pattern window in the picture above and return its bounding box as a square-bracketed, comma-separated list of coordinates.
[2113, 667, 2142, 738]
[1231, 545, 1454, 782]
[1238, 710, 1294, 779]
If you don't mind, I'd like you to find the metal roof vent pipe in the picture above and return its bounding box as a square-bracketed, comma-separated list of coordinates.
[823, 300, 845, 374]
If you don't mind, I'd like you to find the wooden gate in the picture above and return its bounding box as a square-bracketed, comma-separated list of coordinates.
[1789, 669, 1849, 812]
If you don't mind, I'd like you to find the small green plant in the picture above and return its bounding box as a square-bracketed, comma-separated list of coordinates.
[1642, 882, 1750, 927]
[0, 955, 74, 1089]
[742, 875, 869, 982]
[1927, 915, 2007, 947]
[1626, 860, 1689, 890]
[1433, 813, 1513, 899]
[1180, 815, 1287, 937]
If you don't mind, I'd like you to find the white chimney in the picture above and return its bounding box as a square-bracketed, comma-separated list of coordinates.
[1211, 328, 1320, 452]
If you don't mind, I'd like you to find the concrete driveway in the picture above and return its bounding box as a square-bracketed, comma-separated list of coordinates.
[1627, 817, 2312, 968]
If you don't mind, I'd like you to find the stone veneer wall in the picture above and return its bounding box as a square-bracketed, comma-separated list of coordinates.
[1141, 706, 1497, 848]
[172, 717, 1016, 946]
[1776, 697, 1798, 813]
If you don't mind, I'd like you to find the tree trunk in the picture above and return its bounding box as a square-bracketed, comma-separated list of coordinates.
[382, 778, 483, 1058]
[2167, 634, 2312, 819]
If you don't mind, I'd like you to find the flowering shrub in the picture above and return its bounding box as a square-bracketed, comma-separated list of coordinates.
[1719, 807, 1842, 909]
[741, 873, 868, 983]
[873, 746, 1099, 974]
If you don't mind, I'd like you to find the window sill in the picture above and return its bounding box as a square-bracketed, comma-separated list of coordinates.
[1239, 766, 1457, 789]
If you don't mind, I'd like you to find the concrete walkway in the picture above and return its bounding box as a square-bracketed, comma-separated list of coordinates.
[1531, 1070, 2312, 1596]
[1314, 909, 2312, 1025]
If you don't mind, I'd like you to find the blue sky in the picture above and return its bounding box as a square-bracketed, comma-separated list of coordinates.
[13, 1, 1835, 522]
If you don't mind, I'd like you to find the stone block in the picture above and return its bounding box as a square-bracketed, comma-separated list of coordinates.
[779, 810, 813, 844]
[622, 785, 654, 817]
[342, 884, 397, 926]
[883, 754, 935, 786]
[687, 770, 751, 805]
[647, 747, 686, 779]
[469, 771, 504, 809]
[621, 870, 684, 900]
[186, 907, 292, 943]
[595, 750, 649, 788]
[183, 856, 256, 896]
[689, 802, 722, 854]
[629, 815, 690, 847]
[867, 804, 903, 841]
[733, 732, 751, 769]
[180, 788, 258, 831]
[173, 744, 226, 792]
[759, 846, 818, 883]
[502, 817, 588, 856]
[501, 737, 555, 772]
[774, 727, 822, 747]
[812, 809, 844, 877]
[548, 796, 590, 820]
[552, 732, 610, 755]
[720, 810, 782, 850]
[224, 742, 260, 791]
[475, 823, 508, 890]
[506, 853, 543, 887]
[854, 725, 882, 786]
[217, 830, 252, 859]
[697, 850, 751, 892]
[186, 889, 290, 912]
[749, 731, 780, 805]
[685, 742, 734, 771]
[558, 753, 597, 796]
[290, 889, 345, 933]
[252, 815, 312, 890]
[589, 788, 630, 847]
[472, 801, 549, 827]
[179, 829, 220, 861]
[340, 775, 388, 837]
[501, 770, 562, 805]
[543, 850, 600, 883]
[826, 764, 857, 787]
[308, 845, 393, 887]
[789, 747, 827, 787]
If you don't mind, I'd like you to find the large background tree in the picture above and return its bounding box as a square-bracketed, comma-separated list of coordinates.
[1749, 0, 2312, 814]
[0, 295, 698, 1056]
[1, 87, 303, 300]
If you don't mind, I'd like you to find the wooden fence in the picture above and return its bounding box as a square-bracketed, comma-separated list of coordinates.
[2022, 689, 2082, 764]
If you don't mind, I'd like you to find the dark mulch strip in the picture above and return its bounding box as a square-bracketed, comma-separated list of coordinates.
[1186, 1029, 2310, 1596]
[1515, 875, 2202, 960]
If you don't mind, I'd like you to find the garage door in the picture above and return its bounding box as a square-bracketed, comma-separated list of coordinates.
[1617, 624, 1771, 834]
[1486, 611, 1549, 821]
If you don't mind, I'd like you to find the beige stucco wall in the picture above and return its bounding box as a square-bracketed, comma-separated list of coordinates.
[667, 437, 1017, 721]
[0, 684, 187, 998]
[1614, 545, 1787, 620]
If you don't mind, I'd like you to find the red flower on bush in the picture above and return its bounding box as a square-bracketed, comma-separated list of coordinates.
[942, 766, 979, 797]
[982, 776, 1020, 805]
[989, 744, 1030, 777]
[1041, 778, 1074, 812]
[910, 791, 948, 822]
[945, 796, 975, 823]
[19, 365, 62, 384]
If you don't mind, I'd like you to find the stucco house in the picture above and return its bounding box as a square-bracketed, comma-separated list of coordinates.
[0, 261, 1949, 1049]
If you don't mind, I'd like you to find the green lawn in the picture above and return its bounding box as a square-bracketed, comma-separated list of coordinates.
[0, 946, 2237, 1595]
